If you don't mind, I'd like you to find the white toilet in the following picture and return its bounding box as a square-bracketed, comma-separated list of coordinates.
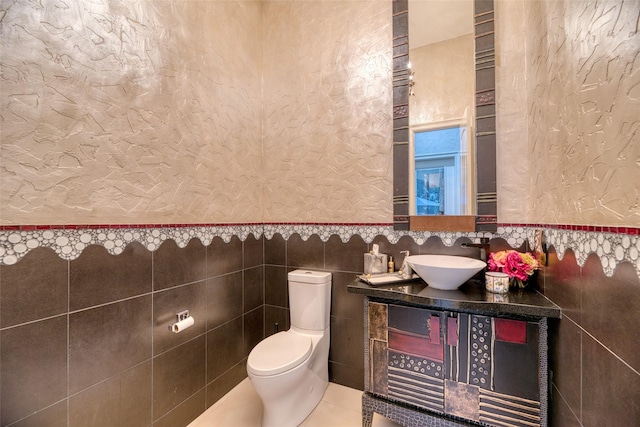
[247, 269, 332, 427]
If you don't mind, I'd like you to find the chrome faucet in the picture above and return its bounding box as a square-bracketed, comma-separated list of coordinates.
[461, 237, 491, 262]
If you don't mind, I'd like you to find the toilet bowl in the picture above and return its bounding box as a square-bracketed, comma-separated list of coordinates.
[247, 270, 331, 427]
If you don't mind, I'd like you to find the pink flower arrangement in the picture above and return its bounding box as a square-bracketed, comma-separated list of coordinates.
[488, 250, 539, 288]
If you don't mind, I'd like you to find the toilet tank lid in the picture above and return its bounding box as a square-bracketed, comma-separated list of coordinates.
[288, 269, 331, 284]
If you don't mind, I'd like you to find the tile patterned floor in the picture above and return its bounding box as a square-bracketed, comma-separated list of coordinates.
[188, 379, 401, 427]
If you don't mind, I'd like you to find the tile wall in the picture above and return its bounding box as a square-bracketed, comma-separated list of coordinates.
[0, 225, 502, 427]
[544, 248, 640, 426]
[0, 235, 263, 427]
[260, 230, 496, 390]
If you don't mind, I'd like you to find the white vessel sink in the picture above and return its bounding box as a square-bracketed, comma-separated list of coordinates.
[405, 255, 486, 290]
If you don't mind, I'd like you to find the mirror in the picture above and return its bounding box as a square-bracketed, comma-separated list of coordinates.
[409, 0, 474, 217]
[392, 0, 497, 232]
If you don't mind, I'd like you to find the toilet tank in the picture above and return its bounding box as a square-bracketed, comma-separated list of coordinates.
[288, 270, 332, 331]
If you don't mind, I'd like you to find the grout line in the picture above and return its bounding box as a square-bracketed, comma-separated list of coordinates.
[207, 358, 247, 387]
[66, 259, 70, 427]
[0, 312, 69, 331]
[581, 327, 640, 377]
[0, 277, 183, 331]
[150, 250, 155, 424]
[5, 397, 70, 427]
[154, 386, 205, 427]
[66, 292, 154, 317]
[563, 313, 640, 377]
[550, 383, 582, 426]
[152, 330, 208, 359]
[204, 243, 209, 409]
[579, 318, 583, 425]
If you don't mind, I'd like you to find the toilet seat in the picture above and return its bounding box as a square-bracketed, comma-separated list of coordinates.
[248, 332, 312, 376]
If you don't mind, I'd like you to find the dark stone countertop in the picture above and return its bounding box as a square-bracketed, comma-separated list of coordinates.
[348, 277, 561, 319]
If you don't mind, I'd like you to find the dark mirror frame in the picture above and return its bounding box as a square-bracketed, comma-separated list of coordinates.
[392, 0, 497, 232]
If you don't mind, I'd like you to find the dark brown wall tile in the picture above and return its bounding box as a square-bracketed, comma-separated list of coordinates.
[332, 284, 365, 391]
[264, 233, 286, 265]
[372, 235, 421, 266]
[331, 271, 364, 320]
[207, 317, 244, 382]
[287, 234, 324, 269]
[70, 243, 152, 310]
[0, 247, 68, 328]
[486, 237, 521, 253]
[549, 318, 581, 422]
[244, 306, 264, 357]
[244, 233, 264, 269]
[415, 235, 457, 255]
[329, 315, 364, 370]
[1, 316, 68, 426]
[264, 305, 289, 337]
[153, 336, 206, 421]
[206, 236, 242, 277]
[69, 296, 152, 394]
[265, 265, 287, 307]
[582, 255, 640, 371]
[550, 384, 581, 427]
[243, 266, 264, 313]
[153, 389, 205, 427]
[544, 248, 582, 324]
[582, 333, 640, 426]
[206, 360, 247, 408]
[206, 272, 243, 331]
[153, 239, 206, 291]
[15, 227, 638, 427]
[325, 234, 368, 273]
[329, 360, 364, 391]
[10, 401, 67, 427]
[153, 281, 207, 355]
[69, 362, 152, 427]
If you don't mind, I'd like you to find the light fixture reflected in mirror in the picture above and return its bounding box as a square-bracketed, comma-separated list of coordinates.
[407, 60, 415, 97]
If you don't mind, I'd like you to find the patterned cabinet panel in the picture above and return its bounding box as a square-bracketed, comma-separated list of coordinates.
[366, 301, 547, 427]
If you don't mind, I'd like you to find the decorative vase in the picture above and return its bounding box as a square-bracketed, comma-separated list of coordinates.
[485, 272, 509, 294]
[509, 277, 529, 289]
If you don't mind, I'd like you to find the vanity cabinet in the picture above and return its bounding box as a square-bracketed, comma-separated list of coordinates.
[348, 281, 561, 427]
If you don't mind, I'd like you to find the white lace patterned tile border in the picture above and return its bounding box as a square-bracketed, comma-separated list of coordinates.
[0, 224, 263, 266]
[0, 223, 638, 279]
[544, 228, 640, 276]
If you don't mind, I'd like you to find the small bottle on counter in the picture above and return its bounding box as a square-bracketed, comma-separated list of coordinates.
[388, 256, 394, 273]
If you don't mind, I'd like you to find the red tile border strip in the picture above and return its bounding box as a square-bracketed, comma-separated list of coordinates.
[0, 222, 397, 231]
[1, 222, 638, 235]
[497, 223, 640, 235]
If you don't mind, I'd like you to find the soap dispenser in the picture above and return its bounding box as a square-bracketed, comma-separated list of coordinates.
[399, 250, 412, 279]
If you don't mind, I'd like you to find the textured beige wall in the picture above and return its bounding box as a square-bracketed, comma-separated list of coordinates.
[4, 0, 636, 228]
[1, 0, 263, 225]
[1, 0, 392, 226]
[409, 35, 475, 126]
[495, 0, 530, 221]
[496, 0, 640, 226]
[261, 0, 393, 223]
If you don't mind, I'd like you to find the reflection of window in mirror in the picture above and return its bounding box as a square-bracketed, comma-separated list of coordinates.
[408, 0, 476, 219]
[410, 120, 473, 216]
